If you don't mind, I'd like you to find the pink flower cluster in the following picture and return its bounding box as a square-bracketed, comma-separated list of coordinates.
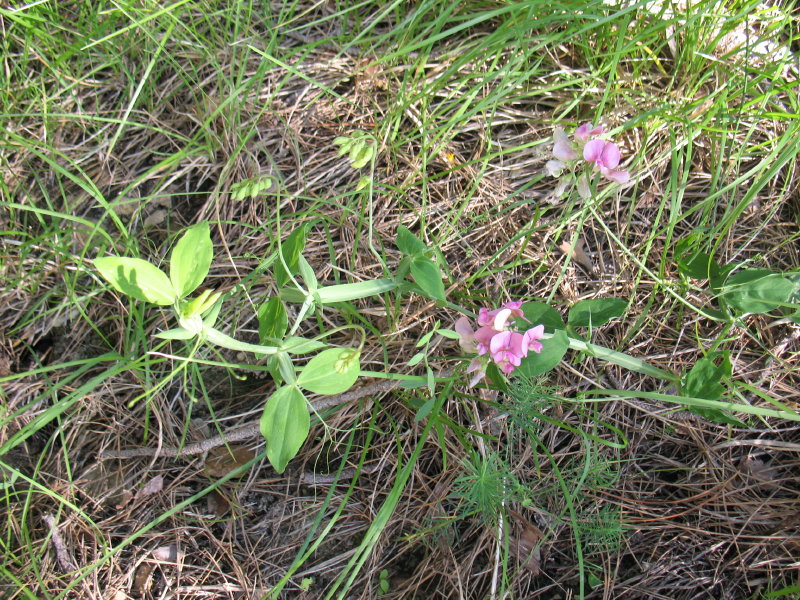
[546, 122, 630, 187]
[455, 301, 544, 387]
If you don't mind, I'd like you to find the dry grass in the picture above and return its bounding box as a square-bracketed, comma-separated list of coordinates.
[2, 2, 800, 599]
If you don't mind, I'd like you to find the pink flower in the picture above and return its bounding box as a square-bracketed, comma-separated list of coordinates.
[455, 317, 477, 353]
[552, 127, 577, 161]
[477, 301, 524, 327]
[473, 325, 499, 355]
[489, 331, 526, 374]
[455, 302, 547, 383]
[574, 122, 604, 142]
[523, 325, 545, 354]
[583, 139, 630, 184]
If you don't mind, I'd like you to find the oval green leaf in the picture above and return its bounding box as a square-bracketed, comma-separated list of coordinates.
[721, 269, 795, 315]
[515, 329, 569, 378]
[521, 301, 565, 332]
[410, 256, 445, 301]
[95, 257, 176, 305]
[170, 221, 213, 298]
[259, 385, 309, 473]
[568, 298, 627, 328]
[296, 348, 360, 395]
[258, 297, 288, 343]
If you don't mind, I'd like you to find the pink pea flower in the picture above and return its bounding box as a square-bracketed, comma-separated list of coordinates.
[489, 331, 528, 374]
[574, 122, 604, 142]
[473, 325, 499, 355]
[455, 317, 477, 354]
[523, 325, 545, 354]
[477, 301, 525, 327]
[583, 139, 630, 184]
[552, 127, 577, 162]
[466, 357, 488, 387]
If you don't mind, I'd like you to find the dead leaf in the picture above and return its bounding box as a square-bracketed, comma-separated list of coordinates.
[115, 489, 134, 510]
[740, 456, 780, 490]
[131, 562, 154, 596]
[508, 509, 544, 575]
[151, 545, 179, 562]
[559, 238, 594, 273]
[206, 488, 231, 518]
[203, 444, 256, 479]
[134, 475, 164, 501]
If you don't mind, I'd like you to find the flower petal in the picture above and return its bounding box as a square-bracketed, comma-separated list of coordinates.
[552, 128, 577, 161]
[546, 159, 565, 177]
[601, 167, 630, 184]
[583, 139, 606, 163]
[599, 141, 621, 169]
[575, 122, 604, 142]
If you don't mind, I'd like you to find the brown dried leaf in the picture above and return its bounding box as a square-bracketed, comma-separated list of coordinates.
[134, 475, 164, 501]
[508, 509, 544, 575]
[558, 238, 594, 273]
[206, 488, 231, 518]
[131, 563, 154, 596]
[203, 444, 256, 479]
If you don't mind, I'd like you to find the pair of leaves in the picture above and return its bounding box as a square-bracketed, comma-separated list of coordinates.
[95, 222, 213, 306]
[260, 348, 361, 472]
[676, 236, 799, 318]
[397, 226, 446, 301]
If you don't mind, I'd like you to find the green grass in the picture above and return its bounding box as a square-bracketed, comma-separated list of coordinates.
[2, 0, 799, 598]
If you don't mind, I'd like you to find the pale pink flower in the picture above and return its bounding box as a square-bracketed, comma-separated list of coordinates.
[574, 122, 604, 142]
[466, 357, 487, 387]
[473, 325, 498, 355]
[552, 127, 577, 161]
[583, 139, 630, 184]
[455, 317, 477, 353]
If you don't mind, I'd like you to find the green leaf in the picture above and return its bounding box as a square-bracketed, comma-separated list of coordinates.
[296, 348, 360, 395]
[682, 352, 744, 426]
[153, 327, 195, 340]
[437, 328, 461, 340]
[515, 329, 569, 378]
[568, 298, 627, 328]
[682, 353, 730, 400]
[297, 255, 318, 291]
[410, 256, 445, 301]
[259, 385, 309, 473]
[721, 269, 795, 315]
[258, 297, 288, 343]
[521, 301, 565, 332]
[170, 221, 213, 298]
[281, 337, 326, 354]
[414, 396, 435, 422]
[274, 225, 309, 288]
[408, 351, 425, 367]
[95, 257, 176, 306]
[396, 225, 427, 256]
[316, 278, 397, 303]
[675, 236, 721, 280]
